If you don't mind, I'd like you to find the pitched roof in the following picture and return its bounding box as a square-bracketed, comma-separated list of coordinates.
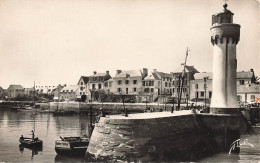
[156, 71, 172, 78]
[9, 85, 24, 89]
[172, 65, 199, 74]
[144, 74, 157, 80]
[237, 84, 260, 93]
[114, 70, 142, 78]
[152, 72, 161, 80]
[90, 73, 107, 77]
[78, 76, 89, 84]
[194, 72, 213, 80]
[237, 71, 253, 79]
[61, 85, 78, 92]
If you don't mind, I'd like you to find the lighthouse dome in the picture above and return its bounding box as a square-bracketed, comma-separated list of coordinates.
[212, 4, 234, 26]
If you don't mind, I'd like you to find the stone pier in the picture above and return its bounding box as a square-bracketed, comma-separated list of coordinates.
[86, 111, 246, 162]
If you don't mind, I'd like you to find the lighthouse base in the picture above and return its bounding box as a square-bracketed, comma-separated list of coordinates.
[210, 107, 240, 115]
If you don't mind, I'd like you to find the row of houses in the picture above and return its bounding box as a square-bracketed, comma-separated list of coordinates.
[1, 67, 259, 105]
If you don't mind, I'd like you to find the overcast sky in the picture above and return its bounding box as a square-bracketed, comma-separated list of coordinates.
[0, 0, 259, 88]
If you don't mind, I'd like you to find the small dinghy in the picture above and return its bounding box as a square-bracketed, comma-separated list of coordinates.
[19, 130, 43, 147]
[55, 136, 89, 157]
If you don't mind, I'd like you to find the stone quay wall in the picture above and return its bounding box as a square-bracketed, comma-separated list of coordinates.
[86, 112, 247, 162]
[47, 102, 185, 114]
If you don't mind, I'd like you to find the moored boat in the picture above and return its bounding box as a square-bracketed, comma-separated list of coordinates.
[19, 130, 43, 147]
[55, 136, 89, 157]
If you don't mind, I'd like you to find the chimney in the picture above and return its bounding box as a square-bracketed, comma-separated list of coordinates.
[142, 68, 148, 78]
[93, 71, 97, 74]
[106, 71, 109, 75]
[153, 69, 157, 72]
[250, 69, 254, 72]
[116, 70, 122, 75]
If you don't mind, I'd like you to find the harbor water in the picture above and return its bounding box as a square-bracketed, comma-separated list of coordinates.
[0, 108, 259, 162]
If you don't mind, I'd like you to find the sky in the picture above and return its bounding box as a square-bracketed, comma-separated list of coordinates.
[0, 0, 259, 88]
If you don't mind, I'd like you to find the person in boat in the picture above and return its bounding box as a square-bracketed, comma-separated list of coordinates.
[31, 130, 35, 141]
[20, 135, 24, 140]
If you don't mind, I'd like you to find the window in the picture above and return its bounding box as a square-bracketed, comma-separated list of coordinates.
[133, 88, 137, 92]
[209, 91, 212, 98]
[92, 84, 95, 89]
[237, 95, 241, 101]
[163, 77, 165, 81]
[133, 80, 137, 84]
[118, 80, 122, 85]
[80, 87, 84, 91]
[98, 84, 102, 89]
[169, 83, 171, 87]
[117, 88, 121, 92]
[239, 80, 245, 85]
[146, 81, 149, 86]
[151, 81, 154, 86]
[142, 81, 145, 86]
[109, 82, 112, 87]
[183, 88, 187, 92]
[173, 88, 175, 93]
[151, 88, 154, 92]
[200, 92, 204, 97]
[104, 82, 108, 87]
[165, 82, 168, 87]
[125, 80, 129, 84]
[81, 82, 83, 85]
[80, 92, 82, 95]
[172, 81, 175, 85]
[195, 84, 198, 89]
[144, 88, 149, 93]
[251, 95, 255, 102]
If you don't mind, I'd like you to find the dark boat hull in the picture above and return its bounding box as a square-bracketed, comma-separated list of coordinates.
[55, 147, 87, 157]
[19, 139, 43, 147]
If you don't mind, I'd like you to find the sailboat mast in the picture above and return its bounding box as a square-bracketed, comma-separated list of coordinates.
[177, 47, 189, 110]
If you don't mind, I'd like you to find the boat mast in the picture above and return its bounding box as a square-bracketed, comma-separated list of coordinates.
[177, 47, 189, 110]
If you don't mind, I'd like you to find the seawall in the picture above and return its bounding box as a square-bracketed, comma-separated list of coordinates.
[47, 102, 186, 114]
[86, 111, 247, 162]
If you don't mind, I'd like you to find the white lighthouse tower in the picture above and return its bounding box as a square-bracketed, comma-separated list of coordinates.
[210, 3, 240, 114]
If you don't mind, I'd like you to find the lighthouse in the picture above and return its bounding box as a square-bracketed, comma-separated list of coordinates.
[210, 3, 240, 114]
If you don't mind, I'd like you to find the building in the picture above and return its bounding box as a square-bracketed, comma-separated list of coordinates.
[76, 76, 89, 100]
[103, 78, 114, 93]
[190, 72, 213, 103]
[152, 69, 173, 97]
[59, 85, 78, 101]
[113, 69, 147, 95]
[141, 71, 161, 102]
[237, 69, 256, 86]
[53, 85, 65, 101]
[189, 70, 259, 105]
[237, 84, 260, 105]
[171, 65, 199, 100]
[7, 85, 25, 98]
[35, 85, 57, 95]
[24, 88, 35, 96]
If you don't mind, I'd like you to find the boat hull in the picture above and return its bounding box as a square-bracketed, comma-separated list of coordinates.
[55, 147, 87, 157]
[19, 139, 43, 147]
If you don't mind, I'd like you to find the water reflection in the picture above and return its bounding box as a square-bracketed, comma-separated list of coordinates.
[19, 144, 43, 160]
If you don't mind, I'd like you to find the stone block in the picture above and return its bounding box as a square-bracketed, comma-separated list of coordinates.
[103, 128, 111, 134]
[102, 141, 109, 146]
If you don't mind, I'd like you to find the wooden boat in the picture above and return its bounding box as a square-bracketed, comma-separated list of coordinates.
[55, 136, 89, 157]
[19, 130, 43, 147]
